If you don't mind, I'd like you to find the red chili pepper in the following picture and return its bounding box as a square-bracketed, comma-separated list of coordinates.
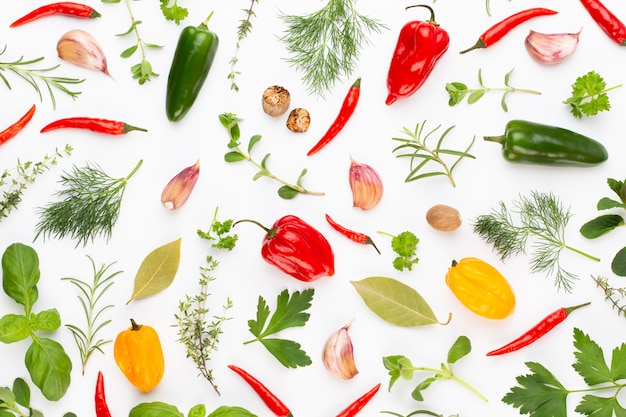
[227, 365, 293, 417]
[0, 104, 36, 146]
[579, 0, 626, 45]
[486, 302, 590, 356]
[233, 215, 335, 282]
[325, 214, 380, 254]
[459, 7, 558, 54]
[95, 371, 112, 417]
[307, 78, 361, 156]
[335, 383, 381, 417]
[385, 5, 449, 105]
[40, 117, 147, 135]
[10, 2, 101, 28]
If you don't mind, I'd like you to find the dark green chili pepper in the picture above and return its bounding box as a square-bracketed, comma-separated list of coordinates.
[484, 119, 608, 166]
[166, 11, 219, 122]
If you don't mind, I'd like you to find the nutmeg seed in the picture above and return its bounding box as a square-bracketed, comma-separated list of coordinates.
[426, 204, 462, 231]
[286, 107, 310, 133]
[262, 85, 291, 117]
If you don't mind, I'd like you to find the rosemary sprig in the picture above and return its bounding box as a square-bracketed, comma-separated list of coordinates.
[228, 0, 259, 92]
[391, 121, 476, 187]
[1, 145, 73, 222]
[472, 191, 600, 292]
[34, 159, 143, 247]
[279, 0, 386, 97]
[0, 45, 83, 109]
[62, 255, 120, 375]
[591, 275, 626, 318]
[175, 256, 232, 395]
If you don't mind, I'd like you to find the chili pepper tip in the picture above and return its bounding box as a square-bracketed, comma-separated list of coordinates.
[459, 39, 487, 54]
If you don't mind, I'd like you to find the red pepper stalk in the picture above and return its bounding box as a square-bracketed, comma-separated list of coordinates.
[10, 2, 101, 28]
[335, 383, 381, 417]
[579, 0, 626, 46]
[325, 214, 380, 254]
[40, 117, 147, 135]
[307, 78, 361, 156]
[228, 365, 293, 417]
[0, 104, 36, 146]
[233, 215, 335, 282]
[385, 4, 449, 105]
[95, 371, 112, 417]
[486, 302, 591, 356]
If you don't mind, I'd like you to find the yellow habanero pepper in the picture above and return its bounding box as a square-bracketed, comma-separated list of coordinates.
[445, 257, 515, 319]
[114, 318, 164, 392]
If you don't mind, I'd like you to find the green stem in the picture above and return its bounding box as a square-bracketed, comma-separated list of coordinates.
[529, 228, 600, 262]
[125, 159, 143, 181]
[409, 366, 488, 402]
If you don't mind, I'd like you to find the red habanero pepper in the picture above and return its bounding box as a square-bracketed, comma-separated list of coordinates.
[227, 365, 293, 417]
[307, 78, 361, 156]
[325, 214, 380, 254]
[95, 371, 112, 417]
[40, 117, 147, 135]
[233, 215, 335, 282]
[10, 2, 101, 28]
[486, 302, 590, 356]
[385, 5, 449, 105]
[460, 8, 558, 54]
[579, 0, 626, 45]
[335, 383, 381, 417]
[0, 104, 36, 146]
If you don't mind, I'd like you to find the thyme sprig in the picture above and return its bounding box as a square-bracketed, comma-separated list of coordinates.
[591, 275, 626, 318]
[472, 191, 600, 292]
[34, 159, 143, 247]
[0, 45, 83, 109]
[228, 0, 259, 92]
[279, 0, 386, 98]
[62, 256, 120, 375]
[175, 256, 232, 395]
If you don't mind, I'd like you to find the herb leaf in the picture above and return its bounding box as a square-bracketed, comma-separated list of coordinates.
[127, 238, 181, 304]
[563, 70, 622, 118]
[197, 207, 238, 250]
[580, 214, 624, 239]
[159, 0, 188, 24]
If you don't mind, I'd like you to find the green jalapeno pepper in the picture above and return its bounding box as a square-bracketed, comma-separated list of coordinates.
[166, 12, 218, 122]
[484, 119, 608, 166]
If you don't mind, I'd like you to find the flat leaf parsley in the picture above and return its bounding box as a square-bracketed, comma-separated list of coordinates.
[564, 70, 622, 118]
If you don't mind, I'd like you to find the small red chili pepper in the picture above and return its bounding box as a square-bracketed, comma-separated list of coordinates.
[227, 365, 293, 417]
[233, 215, 335, 282]
[40, 117, 147, 135]
[579, 0, 626, 45]
[325, 214, 380, 254]
[459, 8, 558, 54]
[95, 371, 112, 417]
[307, 78, 361, 156]
[486, 302, 590, 356]
[0, 104, 36, 146]
[335, 383, 381, 417]
[10, 2, 101, 28]
[385, 4, 449, 105]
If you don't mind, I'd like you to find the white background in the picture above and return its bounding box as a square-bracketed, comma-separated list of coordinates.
[1, 1, 626, 416]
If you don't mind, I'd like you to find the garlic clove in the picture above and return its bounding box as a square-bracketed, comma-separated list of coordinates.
[57, 29, 110, 75]
[349, 157, 383, 210]
[525, 29, 581, 65]
[161, 160, 200, 210]
[322, 319, 358, 380]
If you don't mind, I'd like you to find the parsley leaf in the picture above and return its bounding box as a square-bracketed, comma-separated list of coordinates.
[197, 207, 238, 250]
[563, 71, 622, 118]
[378, 230, 420, 271]
[159, 0, 188, 24]
[245, 288, 314, 368]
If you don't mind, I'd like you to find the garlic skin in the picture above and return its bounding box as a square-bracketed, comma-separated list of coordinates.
[322, 320, 358, 380]
[57, 29, 110, 75]
[161, 160, 200, 210]
[349, 157, 383, 210]
[525, 29, 581, 65]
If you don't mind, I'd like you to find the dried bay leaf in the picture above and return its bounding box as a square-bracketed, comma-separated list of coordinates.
[350, 276, 451, 327]
[127, 238, 182, 304]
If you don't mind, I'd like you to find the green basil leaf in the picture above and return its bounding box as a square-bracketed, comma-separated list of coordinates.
[0, 411, 14, 417]
[187, 404, 205, 417]
[447, 335, 471, 364]
[62, 413, 77, 417]
[207, 406, 258, 417]
[129, 402, 184, 417]
[597, 197, 626, 210]
[12, 378, 29, 408]
[30, 309, 61, 332]
[0, 314, 30, 343]
[1, 243, 40, 310]
[580, 214, 624, 238]
[31, 409, 44, 417]
[0, 387, 16, 407]
[351, 277, 450, 327]
[611, 247, 626, 277]
[127, 238, 181, 304]
[25, 338, 72, 401]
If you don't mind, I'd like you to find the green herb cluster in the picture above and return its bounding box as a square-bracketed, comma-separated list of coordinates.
[564, 70, 622, 118]
[378, 230, 420, 271]
[197, 207, 239, 251]
[0, 378, 76, 417]
[158, 0, 188, 24]
[129, 402, 255, 417]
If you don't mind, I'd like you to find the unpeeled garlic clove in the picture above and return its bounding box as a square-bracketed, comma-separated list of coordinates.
[322, 320, 358, 380]
[349, 157, 383, 210]
[525, 29, 581, 65]
[161, 160, 200, 210]
[57, 29, 110, 75]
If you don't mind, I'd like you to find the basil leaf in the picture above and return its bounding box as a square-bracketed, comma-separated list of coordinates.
[597, 197, 626, 211]
[12, 378, 29, 408]
[25, 338, 72, 401]
[129, 402, 184, 417]
[611, 247, 626, 277]
[0, 387, 16, 407]
[127, 238, 181, 303]
[0, 314, 30, 343]
[580, 214, 624, 238]
[207, 406, 258, 417]
[188, 404, 205, 417]
[447, 335, 471, 364]
[30, 309, 61, 332]
[1, 243, 40, 311]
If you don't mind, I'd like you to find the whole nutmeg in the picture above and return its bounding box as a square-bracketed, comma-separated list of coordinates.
[426, 204, 462, 231]
[262, 85, 291, 117]
[286, 108, 310, 133]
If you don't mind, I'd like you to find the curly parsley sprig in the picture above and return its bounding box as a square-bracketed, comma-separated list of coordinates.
[159, 0, 188, 24]
[378, 230, 420, 271]
[564, 70, 622, 118]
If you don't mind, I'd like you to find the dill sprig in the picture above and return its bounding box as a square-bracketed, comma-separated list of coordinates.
[0, 45, 83, 109]
[228, 0, 259, 92]
[62, 255, 120, 375]
[472, 191, 600, 292]
[34, 159, 143, 247]
[279, 0, 386, 98]
[175, 256, 232, 395]
[591, 275, 626, 318]
[1, 145, 73, 222]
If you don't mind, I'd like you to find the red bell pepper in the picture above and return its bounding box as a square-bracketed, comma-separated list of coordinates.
[234, 215, 335, 281]
[385, 4, 449, 105]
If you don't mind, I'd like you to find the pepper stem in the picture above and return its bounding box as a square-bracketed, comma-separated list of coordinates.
[200, 10, 215, 30]
[459, 39, 487, 55]
[563, 301, 591, 315]
[123, 123, 148, 133]
[483, 135, 506, 145]
[405, 4, 438, 25]
[232, 219, 271, 234]
[129, 318, 142, 331]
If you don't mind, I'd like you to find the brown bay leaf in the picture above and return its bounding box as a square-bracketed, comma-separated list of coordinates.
[350, 276, 451, 327]
[127, 238, 182, 304]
